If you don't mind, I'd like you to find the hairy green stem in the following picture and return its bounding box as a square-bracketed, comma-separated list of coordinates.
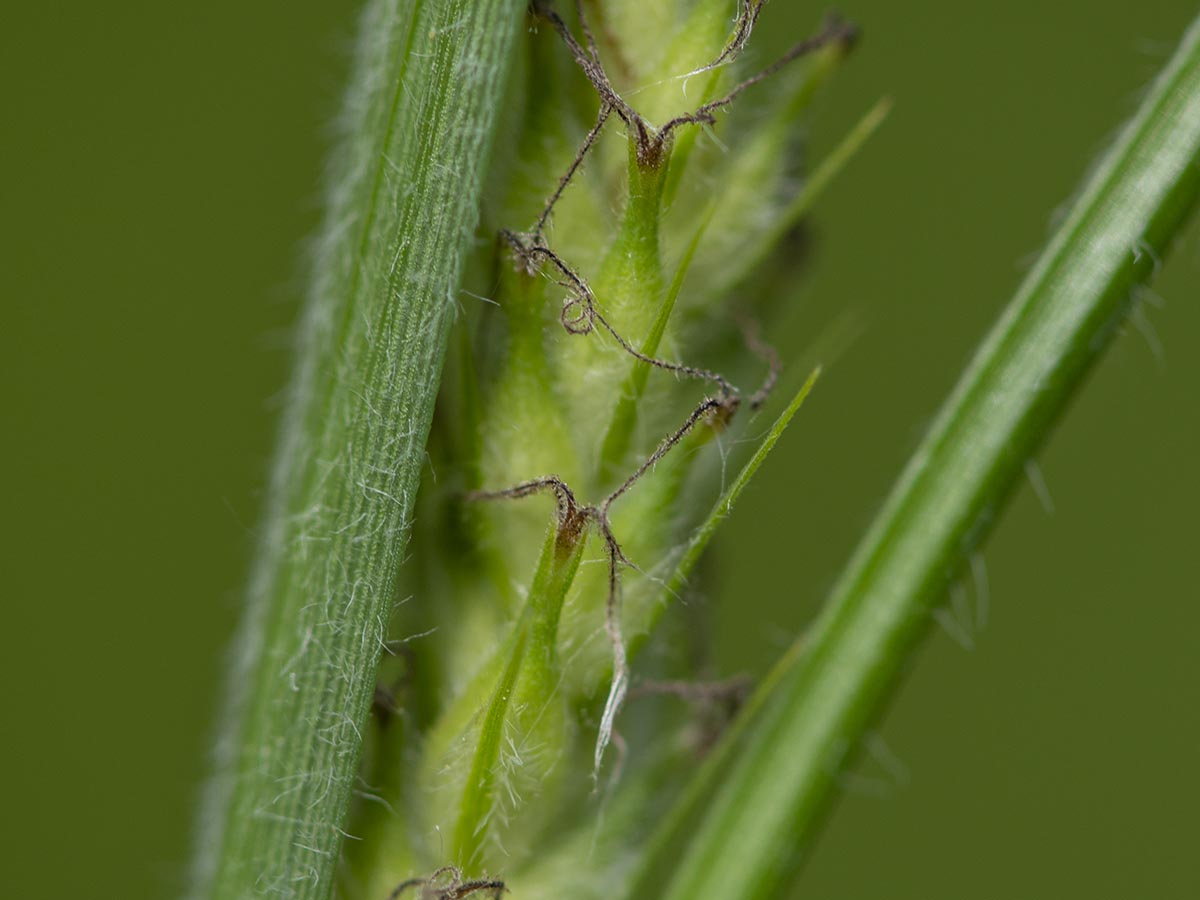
[189, 2, 522, 898]
[641, 14, 1200, 900]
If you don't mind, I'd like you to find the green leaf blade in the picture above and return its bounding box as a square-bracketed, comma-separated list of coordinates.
[189, 2, 525, 898]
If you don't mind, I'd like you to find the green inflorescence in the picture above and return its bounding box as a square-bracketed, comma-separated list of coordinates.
[338, 3, 882, 897]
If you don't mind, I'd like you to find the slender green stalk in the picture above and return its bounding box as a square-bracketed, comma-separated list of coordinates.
[189, 2, 522, 898]
[641, 14, 1200, 900]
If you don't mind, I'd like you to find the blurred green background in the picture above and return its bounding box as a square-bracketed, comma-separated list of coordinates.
[3, 2, 1197, 898]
